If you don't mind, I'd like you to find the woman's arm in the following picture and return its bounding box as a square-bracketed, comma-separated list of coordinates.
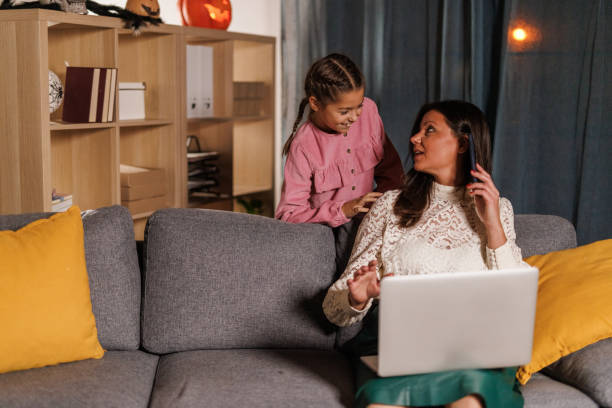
[468, 163, 528, 269]
[485, 198, 530, 269]
[322, 191, 395, 326]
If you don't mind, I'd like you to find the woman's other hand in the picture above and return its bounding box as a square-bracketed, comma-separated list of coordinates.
[467, 163, 507, 249]
[342, 192, 383, 218]
[347, 260, 393, 310]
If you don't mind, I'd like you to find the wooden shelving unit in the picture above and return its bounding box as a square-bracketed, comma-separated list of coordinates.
[0, 9, 276, 237]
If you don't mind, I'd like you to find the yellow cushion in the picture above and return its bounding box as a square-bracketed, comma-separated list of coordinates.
[517, 239, 612, 384]
[0, 206, 104, 374]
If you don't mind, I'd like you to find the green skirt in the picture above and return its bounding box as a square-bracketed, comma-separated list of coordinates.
[344, 304, 524, 408]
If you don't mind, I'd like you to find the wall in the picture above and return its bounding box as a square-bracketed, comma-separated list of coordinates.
[93, 0, 282, 206]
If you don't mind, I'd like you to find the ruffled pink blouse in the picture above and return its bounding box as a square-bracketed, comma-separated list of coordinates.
[275, 97, 404, 227]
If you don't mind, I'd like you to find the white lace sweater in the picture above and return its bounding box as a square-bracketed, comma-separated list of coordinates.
[323, 183, 529, 327]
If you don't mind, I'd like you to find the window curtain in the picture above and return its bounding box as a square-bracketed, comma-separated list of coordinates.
[281, 0, 611, 245]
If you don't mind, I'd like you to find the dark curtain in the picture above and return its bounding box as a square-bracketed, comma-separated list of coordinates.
[282, 0, 611, 245]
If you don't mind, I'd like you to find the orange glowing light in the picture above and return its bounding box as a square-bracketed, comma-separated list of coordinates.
[512, 28, 527, 41]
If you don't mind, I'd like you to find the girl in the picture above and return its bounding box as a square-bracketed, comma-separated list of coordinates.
[275, 53, 404, 228]
[323, 100, 528, 408]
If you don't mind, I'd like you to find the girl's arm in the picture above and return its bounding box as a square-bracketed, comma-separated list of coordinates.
[323, 191, 395, 327]
[275, 146, 349, 227]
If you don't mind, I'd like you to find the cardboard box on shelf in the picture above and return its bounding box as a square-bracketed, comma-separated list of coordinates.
[120, 164, 165, 187]
[121, 195, 166, 215]
[121, 182, 167, 201]
[119, 82, 146, 120]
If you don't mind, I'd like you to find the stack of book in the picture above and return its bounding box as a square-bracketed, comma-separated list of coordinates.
[233, 81, 266, 116]
[186, 136, 226, 200]
[51, 190, 73, 212]
[62, 66, 118, 123]
[120, 164, 167, 215]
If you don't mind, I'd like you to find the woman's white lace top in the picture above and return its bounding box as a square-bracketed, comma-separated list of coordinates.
[323, 183, 529, 327]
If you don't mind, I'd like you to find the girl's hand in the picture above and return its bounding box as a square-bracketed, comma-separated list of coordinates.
[467, 163, 507, 248]
[342, 192, 383, 218]
[347, 260, 393, 310]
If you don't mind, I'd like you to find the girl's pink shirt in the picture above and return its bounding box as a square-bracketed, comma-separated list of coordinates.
[276, 97, 404, 227]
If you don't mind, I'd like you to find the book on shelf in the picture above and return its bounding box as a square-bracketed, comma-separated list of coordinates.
[62, 66, 117, 123]
[51, 190, 73, 212]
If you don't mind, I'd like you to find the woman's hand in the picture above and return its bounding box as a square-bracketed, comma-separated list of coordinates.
[467, 163, 507, 249]
[342, 192, 383, 218]
[347, 260, 393, 310]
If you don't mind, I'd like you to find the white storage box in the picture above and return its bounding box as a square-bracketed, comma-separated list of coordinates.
[119, 82, 146, 120]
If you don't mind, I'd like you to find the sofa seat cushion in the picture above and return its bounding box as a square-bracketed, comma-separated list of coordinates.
[0, 351, 158, 408]
[149, 349, 354, 408]
[0, 206, 141, 350]
[521, 372, 597, 408]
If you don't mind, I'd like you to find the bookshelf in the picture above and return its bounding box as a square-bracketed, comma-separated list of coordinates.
[0, 9, 276, 237]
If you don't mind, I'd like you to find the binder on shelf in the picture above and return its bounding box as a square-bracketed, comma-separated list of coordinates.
[62, 66, 117, 123]
[186, 44, 213, 118]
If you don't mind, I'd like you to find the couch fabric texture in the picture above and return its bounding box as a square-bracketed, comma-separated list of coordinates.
[0, 205, 609, 408]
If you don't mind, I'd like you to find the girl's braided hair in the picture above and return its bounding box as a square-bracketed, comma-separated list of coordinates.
[282, 53, 365, 156]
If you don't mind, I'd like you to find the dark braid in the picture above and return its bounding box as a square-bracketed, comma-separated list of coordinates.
[282, 53, 365, 156]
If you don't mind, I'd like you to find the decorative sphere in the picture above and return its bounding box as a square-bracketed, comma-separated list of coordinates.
[180, 0, 232, 30]
[48, 70, 63, 114]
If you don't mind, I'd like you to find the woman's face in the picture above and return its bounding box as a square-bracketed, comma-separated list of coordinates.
[410, 110, 465, 184]
[309, 87, 364, 134]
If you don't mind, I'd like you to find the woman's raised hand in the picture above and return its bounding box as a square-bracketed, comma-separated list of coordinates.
[347, 260, 392, 310]
[342, 192, 383, 218]
[467, 163, 507, 249]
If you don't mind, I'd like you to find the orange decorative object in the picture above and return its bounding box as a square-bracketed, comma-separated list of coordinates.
[178, 0, 232, 30]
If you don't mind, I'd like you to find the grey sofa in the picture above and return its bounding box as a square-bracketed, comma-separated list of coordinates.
[0, 206, 608, 407]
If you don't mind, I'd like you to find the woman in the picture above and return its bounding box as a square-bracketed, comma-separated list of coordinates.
[323, 100, 528, 408]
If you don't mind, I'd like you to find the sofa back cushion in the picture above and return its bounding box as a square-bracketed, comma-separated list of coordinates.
[141, 209, 337, 354]
[0, 206, 141, 350]
[515, 214, 577, 257]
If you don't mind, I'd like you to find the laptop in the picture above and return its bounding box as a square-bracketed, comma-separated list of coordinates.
[360, 267, 539, 377]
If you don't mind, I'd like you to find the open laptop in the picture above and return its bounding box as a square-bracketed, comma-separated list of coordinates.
[360, 267, 539, 377]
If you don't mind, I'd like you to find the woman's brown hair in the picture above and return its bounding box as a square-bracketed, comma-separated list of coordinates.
[394, 100, 492, 228]
[282, 53, 365, 156]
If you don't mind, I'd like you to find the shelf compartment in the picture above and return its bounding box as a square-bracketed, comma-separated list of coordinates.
[232, 119, 274, 197]
[120, 125, 178, 208]
[118, 32, 178, 121]
[51, 128, 117, 211]
[233, 40, 274, 117]
[185, 39, 233, 118]
[186, 120, 233, 200]
[48, 26, 116, 123]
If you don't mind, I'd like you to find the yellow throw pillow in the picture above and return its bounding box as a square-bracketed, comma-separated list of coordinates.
[517, 239, 612, 384]
[0, 206, 104, 374]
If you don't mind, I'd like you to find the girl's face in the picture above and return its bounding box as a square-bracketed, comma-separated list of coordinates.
[410, 110, 467, 185]
[309, 87, 365, 134]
